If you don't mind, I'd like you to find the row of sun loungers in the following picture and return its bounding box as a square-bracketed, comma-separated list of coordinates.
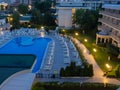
[11, 28, 40, 37]
[69, 38, 82, 66]
[57, 35, 82, 66]
[43, 41, 55, 71]
[57, 35, 71, 64]
[0, 28, 42, 47]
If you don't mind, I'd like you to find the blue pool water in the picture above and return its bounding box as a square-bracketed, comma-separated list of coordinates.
[0, 36, 51, 73]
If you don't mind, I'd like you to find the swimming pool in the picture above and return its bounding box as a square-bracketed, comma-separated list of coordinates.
[0, 36, 51, 73]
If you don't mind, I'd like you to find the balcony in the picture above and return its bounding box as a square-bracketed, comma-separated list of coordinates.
[98, 25, 110, 31]
[99, 11, 120, 20]
[110, 33, 120, 43]
[99, 18, 120, 32]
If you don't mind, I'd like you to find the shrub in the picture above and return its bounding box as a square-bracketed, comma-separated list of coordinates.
[60, 62, 93, 77]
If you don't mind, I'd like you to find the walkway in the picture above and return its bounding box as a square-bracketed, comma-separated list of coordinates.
[71, 37, 103, 78]
[0, 73, 35, 90]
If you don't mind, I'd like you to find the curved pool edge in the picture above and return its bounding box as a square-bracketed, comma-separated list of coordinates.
[0, 69, 34, 89]
[37, 37, 53, 73]
[31, 37, 52, 73]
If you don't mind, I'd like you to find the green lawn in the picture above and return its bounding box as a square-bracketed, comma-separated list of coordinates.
[72, 33, 120, 72]
[32, 82, 119, 90]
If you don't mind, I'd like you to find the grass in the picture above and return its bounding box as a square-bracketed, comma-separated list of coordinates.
[32, 82, 120, 90]
[107, 65, 119, 77]
[72, 33, 120, 72]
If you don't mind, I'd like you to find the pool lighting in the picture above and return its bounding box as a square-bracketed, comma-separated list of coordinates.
[28, 25, 31, 27]
[41, 26, 44, 30]
[10, 25, 13, 27]
[41, 32, 45, 37]
[20, 14, 23, 16]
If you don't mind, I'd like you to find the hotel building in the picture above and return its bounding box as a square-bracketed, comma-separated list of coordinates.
[103, 0, 120, 4]
[96, 4, 120, 48]
[56, 0, 103, 29]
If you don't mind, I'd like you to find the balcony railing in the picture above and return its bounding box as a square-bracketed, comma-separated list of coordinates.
[98, 25, 110, 31]
[110, 33, 120, 42]
[99, 18, 120, 32]
[100, 11, 120, 20]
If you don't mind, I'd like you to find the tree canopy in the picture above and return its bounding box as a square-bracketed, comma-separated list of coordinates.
[31, 8, 41, 25]
[18, 4, 28, 15]
[75, 9, 99, 34]
[11, 11, 20, 29]
[34, 0, 52, 13]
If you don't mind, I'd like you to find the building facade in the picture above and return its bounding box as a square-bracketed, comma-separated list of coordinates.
[103, 0, 120, 4]
[96, 4, 120, 48]
[56, 0, 102, 29]
[19, 0, 32, 5]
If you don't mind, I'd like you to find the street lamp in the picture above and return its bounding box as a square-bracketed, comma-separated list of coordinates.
[40, 26, 45, 37]
[105, 63, 110, 69]
[62, 29, 65, 32]
[14, 8, 17, 11]
[93, 48, 97, 52]
[28, 5, 32, 10]
[75, 32, 79, 36]
[84, 39, 88, 42]
[105, 63, 112, 71]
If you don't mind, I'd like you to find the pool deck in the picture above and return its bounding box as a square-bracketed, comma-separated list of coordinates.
[1, 29, 120, 90]
[0, 73, 35, 90]
[0, 30, 82, 90]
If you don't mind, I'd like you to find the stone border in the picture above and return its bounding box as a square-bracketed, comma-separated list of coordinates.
[0, 69, 31, 89]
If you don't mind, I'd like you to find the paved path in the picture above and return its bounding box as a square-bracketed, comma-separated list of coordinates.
[0, 73, 35, 90]
[71, 37, 103, 78]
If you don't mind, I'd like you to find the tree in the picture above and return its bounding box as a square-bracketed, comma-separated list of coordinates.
[88, 64, 94, 76]
[31, 82, 44, 90]
[34, 0, 52, 13]
[60, 67, 65, 77]
[11, 11, 20, 29]
[75, 9, 99, 34]
[18, 4, 28, 15]
[31, 8, 41, 25]
[0, 5, 4, 10]
[74, 9, 84, 25]
[107, 44, 119, 56]
[43, 12, 56, 26]
[70, 62, 76, 76]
